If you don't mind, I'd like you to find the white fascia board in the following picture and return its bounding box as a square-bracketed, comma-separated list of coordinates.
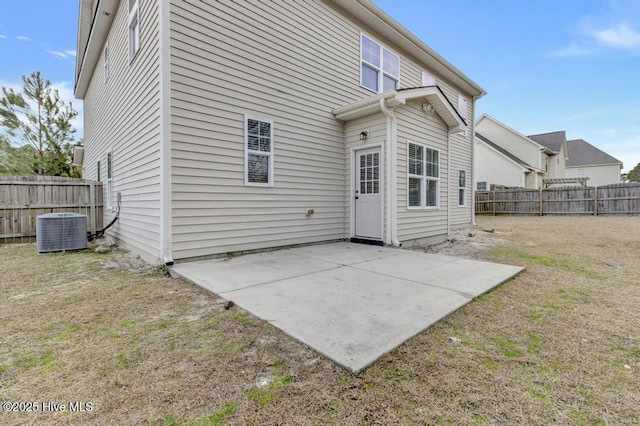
[75, 0, 119, 99]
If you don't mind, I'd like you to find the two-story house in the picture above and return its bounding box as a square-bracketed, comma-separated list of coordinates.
[74, 0, 485, 264]
[565, 139, 623, 186]
[474, 114, 567, 190]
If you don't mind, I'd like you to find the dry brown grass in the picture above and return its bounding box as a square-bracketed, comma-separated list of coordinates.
[1, 216, 639, 425]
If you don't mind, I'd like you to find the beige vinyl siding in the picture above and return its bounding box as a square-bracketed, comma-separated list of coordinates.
[169, 0, 371, 259]
[343, 113, 388, 240]
[400, 58, 474, 228]
[82, 0, 161, 263]
[396, 100, 449, 242]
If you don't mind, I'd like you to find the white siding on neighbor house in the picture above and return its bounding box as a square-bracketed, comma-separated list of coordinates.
[565, 165, 621, 187]
[396, 100, 449, 243]
[475, 141, 526, 188]
[82, 0, 161, 263]
[169, 0, 368, 259]
[476, 117, 541, 171]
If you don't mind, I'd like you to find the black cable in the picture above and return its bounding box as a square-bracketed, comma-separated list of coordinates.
[87, 196, 121, 242]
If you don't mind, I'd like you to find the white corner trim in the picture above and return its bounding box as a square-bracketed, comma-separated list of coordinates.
[159, 0, 173, 264]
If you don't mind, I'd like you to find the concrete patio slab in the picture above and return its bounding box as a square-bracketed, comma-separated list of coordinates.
[171, 242, 524, 373]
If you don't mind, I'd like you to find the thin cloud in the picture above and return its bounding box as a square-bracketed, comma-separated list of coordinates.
[0, 35, 7, 39]
[550, 42, 593, 57]
[64, 50, 76, 57]
[16, 35, 31, 41]
[47, 49, 68, 59]
[593, 23, 640, 49]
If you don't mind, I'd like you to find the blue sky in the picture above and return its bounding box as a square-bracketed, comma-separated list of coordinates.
[1, 1, 638, 172]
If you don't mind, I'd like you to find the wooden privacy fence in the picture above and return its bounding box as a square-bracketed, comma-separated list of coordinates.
[0, 176, 103, 244]
[476, 183, 640, 216]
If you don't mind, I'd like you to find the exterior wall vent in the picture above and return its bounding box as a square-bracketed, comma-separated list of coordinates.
[36, 213, 88, 253]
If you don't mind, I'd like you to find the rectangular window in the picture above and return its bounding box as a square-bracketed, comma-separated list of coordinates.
[361, 34, 399, 93]
[97, 161, 101, 182]
[128, 0, 140, 62]
[103, 43, 109, 82]
[477, 181, 487, 191]
[577, 168, 584, 177]
[458, 170, 467, 207]
[245, 116, 274, 186]
[407, 142, 439, 208]
[107, 151, 113, 209]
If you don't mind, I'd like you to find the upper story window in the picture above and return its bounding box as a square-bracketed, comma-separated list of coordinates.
[128, 0, 140, 62]
[361, 34, 399, 93]
[408, 142, 439, 208]
[245, 116, 274, 186]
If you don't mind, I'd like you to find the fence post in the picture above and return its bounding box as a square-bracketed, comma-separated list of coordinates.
[90, 182, 97, 234]
[594, 186, 598, 216]
[539, 187, 543, 216]
[492, 191, 496, 216]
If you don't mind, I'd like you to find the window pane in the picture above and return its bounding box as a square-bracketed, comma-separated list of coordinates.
[409, 177, 422, 207]
[382, 75, 397, 92]
[459, 170, 466, 187]
[248, 153, 269, 183]
[373, 181, 379, 194]
[247, 135, 259, 151]
[259, 136, 270, 152]
[459, 188, 465, 206]
[426, 179, 437, 207]
[361, 64, 378, 92]
[361, 36, 380, 67]
[383, 50, 399, 77]
[408, 143, 423, 176]
[426, 148, 438, 177]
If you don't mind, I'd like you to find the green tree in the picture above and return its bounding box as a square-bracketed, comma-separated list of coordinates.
[0, 134, 35, 175]
[0, 71, 78, 176]
[627, 162, 640, 182]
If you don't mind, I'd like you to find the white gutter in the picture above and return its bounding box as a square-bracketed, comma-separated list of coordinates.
[159, 0, 173, 265]
[379, 98, 401, 248]
[446, 133, 451, 236]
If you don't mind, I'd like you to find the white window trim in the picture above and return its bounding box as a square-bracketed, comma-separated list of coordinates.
[106, 151, 113, 210]
[458, 169, 467, 207]
[360, 33, 400, 94]
[128, 0, 140, 62]
[103, 43, 109, 82]
[407, 142, 440, 209]
[244, 115, 274, 187]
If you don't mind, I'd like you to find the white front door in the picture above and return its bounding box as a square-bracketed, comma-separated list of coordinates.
[354, 148, 382, 240]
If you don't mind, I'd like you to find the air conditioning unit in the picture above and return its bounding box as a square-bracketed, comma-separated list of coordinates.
[36, 213, 88, 253]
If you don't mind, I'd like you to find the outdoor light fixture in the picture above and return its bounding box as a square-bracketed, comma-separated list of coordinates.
[422, 102, 435, 113]
[359, 130, 369, 140]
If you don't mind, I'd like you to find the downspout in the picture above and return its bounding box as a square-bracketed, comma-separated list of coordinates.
[471, 95, 478, 225]
[379, 98, 401, 247]
[159, 0, 173, 265]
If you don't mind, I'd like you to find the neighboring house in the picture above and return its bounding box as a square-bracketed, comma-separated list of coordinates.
[527, 131, 568, 180]
[565, 139, 623, 186]
[474, 133, 538, 189]
[474, 115, 566, 190]
[74, 0, 485, 264]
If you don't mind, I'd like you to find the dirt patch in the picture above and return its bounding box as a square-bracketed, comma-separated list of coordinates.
[1, 216, 639, 424]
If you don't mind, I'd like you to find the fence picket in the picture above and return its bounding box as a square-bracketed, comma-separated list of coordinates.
[0, 176, 104, 243]
[476, 183, 640, 216]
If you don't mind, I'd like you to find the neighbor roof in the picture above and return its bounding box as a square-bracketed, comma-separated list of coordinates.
[528, 131, 566, 153]
[566, 139, 623, 167]
[476, 133, 536, 171]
